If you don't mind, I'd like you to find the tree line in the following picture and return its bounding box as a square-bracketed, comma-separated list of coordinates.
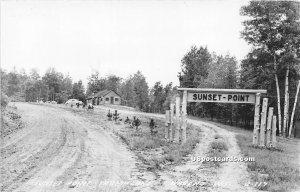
[1, 67, 85, 104]
[1, 68, 176, 114]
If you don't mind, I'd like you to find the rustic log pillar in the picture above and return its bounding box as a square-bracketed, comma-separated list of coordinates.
[259, 98, 268, 147]
[170, 103, 175, 141]
[165, 110, 170, 140]
[181, 91, 187, 144]
[174, 97, 180, 143]
[252, 93, 261, 145]
[266, 107, 274, 147]
[272, 115, 277, 147]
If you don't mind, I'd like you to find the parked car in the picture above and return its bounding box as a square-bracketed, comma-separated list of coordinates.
[65, 99, 83, 106]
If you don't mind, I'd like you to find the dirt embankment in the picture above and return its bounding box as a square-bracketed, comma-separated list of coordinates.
[1, 105, 23, 138]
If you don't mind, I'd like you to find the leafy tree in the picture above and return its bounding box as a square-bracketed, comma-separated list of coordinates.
[132, 71, 149, 111]
[120, 76, 136, 106]
[86, 71, 106, 96]
[72, 80, 85, 102]
[241, 1, 300, 135]
[149, 82, 165, 113]
[105, 75, 122, 93]
[179, 46, 211, 88]
[29, 68, 40, 80]
[59, 74, 73, 103]
[6, 68, 20, 97]
[42, 68, 64, 101]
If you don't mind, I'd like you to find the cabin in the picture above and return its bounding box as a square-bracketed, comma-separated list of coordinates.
[86, 89, 121, 105]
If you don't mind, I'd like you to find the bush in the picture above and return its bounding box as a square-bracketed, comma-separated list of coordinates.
[210, 140, 228, 151]
[1, 94, 9, 108]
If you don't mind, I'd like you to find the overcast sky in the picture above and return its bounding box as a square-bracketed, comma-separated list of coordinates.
[1, 0, 251, 87]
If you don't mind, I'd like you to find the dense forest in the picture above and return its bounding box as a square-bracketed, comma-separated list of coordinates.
[1, 1, 299, 136]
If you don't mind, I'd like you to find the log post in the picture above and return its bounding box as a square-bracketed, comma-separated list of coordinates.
[259, 98, 268, 147]
[181, 90, 187, 144]
[170, 103, 175, 141]
[288, 80, 300, 137]
[283, 67, 289, 137]
[165, 110, 170, 140]
[174, 97, 180, 143]
[253, 93, 261, 145]
[272, 115, 277, 147]
[266, 107, 274, 147]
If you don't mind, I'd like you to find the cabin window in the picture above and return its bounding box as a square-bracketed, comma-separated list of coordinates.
[105, 97, 109, 101]
[115, 98, 119, 102]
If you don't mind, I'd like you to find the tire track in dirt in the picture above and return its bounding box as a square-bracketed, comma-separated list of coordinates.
[1, 104, 69, 192]
[15, 115, 86, 192]
[188, 120, 259, 192]
[4, 103, 151, 192]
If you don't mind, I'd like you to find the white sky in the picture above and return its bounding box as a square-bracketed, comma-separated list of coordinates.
[1, 0, 251, 88]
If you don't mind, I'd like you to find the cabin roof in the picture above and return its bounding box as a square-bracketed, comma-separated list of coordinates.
[87, 89, 121, 99]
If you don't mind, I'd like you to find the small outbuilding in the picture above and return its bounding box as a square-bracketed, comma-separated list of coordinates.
[87, 89, 121, 105]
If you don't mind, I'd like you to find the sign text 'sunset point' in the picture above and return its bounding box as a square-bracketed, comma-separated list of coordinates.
[188, 93, 255, 104]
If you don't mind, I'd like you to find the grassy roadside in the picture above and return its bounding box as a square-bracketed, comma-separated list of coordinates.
[236, 134, 300, 192]
[116, 118, 202, 171]
[189, 116, 300, 192]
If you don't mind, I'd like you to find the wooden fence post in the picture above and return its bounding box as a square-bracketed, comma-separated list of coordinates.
[266, 107, 274, 147]
[165, 110, 170, 140]
[181, 91, 187, 144]
[174, 97, 180, 142]
[259, 98, 268, 147]
[253, 93, 261, 145]
[170, 103, 175, 141]
[272, 115, 277, 147]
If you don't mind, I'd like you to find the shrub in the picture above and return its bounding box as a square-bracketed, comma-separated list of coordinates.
[210, 140, 228, 151]
[1, 94, 9, 108]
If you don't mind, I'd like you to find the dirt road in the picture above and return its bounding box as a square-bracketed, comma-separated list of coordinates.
[1, 103, 258, 192]
[1, 103, 150, 192]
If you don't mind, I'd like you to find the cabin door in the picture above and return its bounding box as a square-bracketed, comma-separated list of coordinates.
[110, 97, 114, 104]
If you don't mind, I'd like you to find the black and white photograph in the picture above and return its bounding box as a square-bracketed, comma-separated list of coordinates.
[1, 0, 300, 192]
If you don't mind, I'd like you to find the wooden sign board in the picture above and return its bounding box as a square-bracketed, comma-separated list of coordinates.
[187, 92, 256, 104]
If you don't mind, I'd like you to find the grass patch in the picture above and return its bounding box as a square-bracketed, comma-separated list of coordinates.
[205, 138, 229, 167]
[214, 134, 222, 139]
[237, 134, 300, 192]
[117, 119, 201, 171]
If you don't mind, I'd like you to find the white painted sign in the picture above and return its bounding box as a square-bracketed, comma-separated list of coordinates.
[187, 92, 256, 104]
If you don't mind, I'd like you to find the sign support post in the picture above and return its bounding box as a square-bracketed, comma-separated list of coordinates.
[253, 93, 261, 145]
[174, 96, 180, 143]
[165, 110, 170, 140]
[266, 107, 274, 147]
[260, 98, 268, 147]
[170, 103, 175, 141]
[272, 116, 277, 147]
[181, 91, 187, 144]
